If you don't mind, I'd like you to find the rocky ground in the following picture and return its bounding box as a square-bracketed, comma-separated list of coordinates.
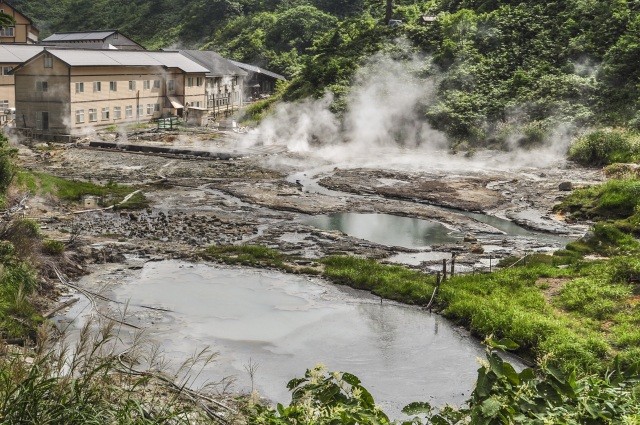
[17, 129, 603, 274]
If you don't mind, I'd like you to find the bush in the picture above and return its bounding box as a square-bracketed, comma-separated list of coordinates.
[42, 239, 65, 256]
[568, 129, 640, 166]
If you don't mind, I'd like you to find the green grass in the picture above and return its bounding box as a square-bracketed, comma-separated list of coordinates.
[203, 245, 289, 269]
[16, 171, 148, 209]
[321, 256, 436, 304]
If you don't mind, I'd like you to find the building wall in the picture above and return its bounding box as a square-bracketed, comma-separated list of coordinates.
[15, 55, 207, 134]
[0, 61, 18, 111]
[0, 2, 39, 44]
[14, 53, 70, 132]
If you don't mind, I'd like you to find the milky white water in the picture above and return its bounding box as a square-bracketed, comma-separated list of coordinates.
[63, 260, 495, 417]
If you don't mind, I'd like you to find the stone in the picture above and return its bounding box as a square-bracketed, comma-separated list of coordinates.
[463, 234, 477, 243]
[558, 182, 573, 191]
[470, 244, 484, 254]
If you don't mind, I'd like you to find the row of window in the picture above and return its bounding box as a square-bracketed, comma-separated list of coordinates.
[74, 79, 170, 94]
[75, 104, 161, 124]
[186, 77, 204, 88]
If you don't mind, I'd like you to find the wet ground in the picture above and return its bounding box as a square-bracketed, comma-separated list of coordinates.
[21, 130, 601, 271]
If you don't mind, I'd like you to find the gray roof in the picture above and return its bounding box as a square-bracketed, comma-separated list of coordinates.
[43, 31, 118, 42]
[229, 60, 286, 81]
[177, 50, 247, 78]
[0, 45, 45, 63]
[43, 49, 209, 73]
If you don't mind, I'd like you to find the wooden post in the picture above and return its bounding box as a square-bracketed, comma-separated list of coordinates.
[489, 255, 493, 273]
[450, 253, 456, 277]
[442, 259, 447, 282]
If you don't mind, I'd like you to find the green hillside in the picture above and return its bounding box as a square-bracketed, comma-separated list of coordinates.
[14, 0, 640, 145]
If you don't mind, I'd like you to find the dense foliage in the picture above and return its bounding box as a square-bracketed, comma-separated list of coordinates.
[14, 0, 640, 145]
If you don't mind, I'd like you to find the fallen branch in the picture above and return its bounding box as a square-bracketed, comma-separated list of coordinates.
[44, 297, 79, 318]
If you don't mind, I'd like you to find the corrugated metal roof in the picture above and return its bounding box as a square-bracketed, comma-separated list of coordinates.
[43, 31, 117, 42]
[0, 45, 45, 63]
[229, 60, 286, 81]
[178, 50, 247, 78]
[46, 49, 209, 73]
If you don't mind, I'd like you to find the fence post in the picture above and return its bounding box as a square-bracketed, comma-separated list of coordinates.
[442, 259, 447, 282]
[450, 253, 456, 278]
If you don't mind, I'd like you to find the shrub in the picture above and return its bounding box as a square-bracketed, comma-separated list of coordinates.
[568, 129, 640, 166]
[42, 239, 65, 256]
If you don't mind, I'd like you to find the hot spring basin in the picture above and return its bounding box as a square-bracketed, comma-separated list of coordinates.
[68, 260, 490, 417]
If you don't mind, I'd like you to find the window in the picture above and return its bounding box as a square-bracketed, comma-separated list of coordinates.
[36, 81, 48, 92]
[75, 82, 84, 93]
[187, 77, 193, 87]
[101, 107, 109, 120]
[0, 27, 15, 37]
[109, 81, 117, 91]
[89, 109, 97, 122]
[196, 77, 203, 86]
[128, 80, 136, 91]
[125, 105, 133, 118]
[154, 103, 160, 112]
[2, 66, 12, 75]
[113, 106, 121, 120]
[152, 80, 160, 89]
[143, 80, 150, 90]
[137, 105, 144, 117]
[75, 109, 85, 124]
[44, 54, 53, 68]
[146, 104, 153, 115]
[93, 82, 101, 92]
[0, 100, 9, 110]
[113, 32, 119, 39]
[167, 79, 175, 92]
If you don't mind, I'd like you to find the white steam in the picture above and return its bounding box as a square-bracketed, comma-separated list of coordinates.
[256, 54, 448, 164]
[251, 51, 584, 171]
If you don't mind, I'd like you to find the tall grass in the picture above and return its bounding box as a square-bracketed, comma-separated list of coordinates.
[568, 128, 640, 166]
[0, 321, 227, 424]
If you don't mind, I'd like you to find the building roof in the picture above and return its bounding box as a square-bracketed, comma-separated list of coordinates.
[0, 44, 44, 63]
[177, 50, 247, 78]
[229, 60, 286, 81]
[30, 49, 209, 73]
[43, 30, 119, 42]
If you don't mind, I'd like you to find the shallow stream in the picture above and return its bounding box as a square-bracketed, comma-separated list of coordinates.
[63, 260, 496, 418]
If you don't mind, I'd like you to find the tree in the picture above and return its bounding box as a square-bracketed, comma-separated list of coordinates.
[0, 10, 15, 30]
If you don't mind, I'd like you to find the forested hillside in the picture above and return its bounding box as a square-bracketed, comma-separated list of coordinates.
[15, 0, 640, 145]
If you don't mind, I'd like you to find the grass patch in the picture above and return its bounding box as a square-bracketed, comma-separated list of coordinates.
[203, 245, 288, 269]
[320, 256, 436, 304]
[555, 179, 640, 220]
[15, 171, 148, 209]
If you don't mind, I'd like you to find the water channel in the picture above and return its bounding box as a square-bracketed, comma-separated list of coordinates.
[64, 260, 493, 418]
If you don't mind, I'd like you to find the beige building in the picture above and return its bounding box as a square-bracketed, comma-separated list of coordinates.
[0, 0, 39, 45]
[13, 49, 208, 135]
[0, 44, 42, 123]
